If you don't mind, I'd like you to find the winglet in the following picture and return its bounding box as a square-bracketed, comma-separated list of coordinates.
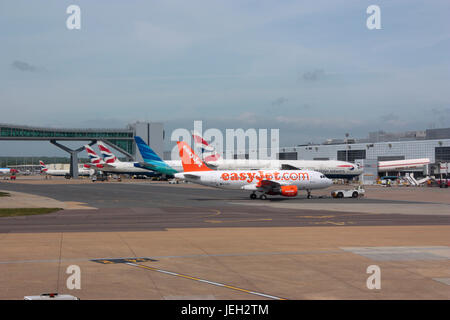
[177, 141, 213, 172]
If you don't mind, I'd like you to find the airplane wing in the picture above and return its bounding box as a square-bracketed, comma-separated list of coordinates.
[281, 164, 301, 170]
[138, 162, 157, 170]
[257, 179, 289, 192]
[183, 174, 201, 180]
[89, 163, 115, 170]
[137, 161, 177, 175]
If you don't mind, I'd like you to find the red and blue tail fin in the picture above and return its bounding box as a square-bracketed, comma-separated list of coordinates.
[97, 142, 119, 164]
[84, 145, 104, 165]
[191, 131, 221, 162]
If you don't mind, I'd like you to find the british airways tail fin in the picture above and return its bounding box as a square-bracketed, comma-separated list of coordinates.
[97, 141, 120, 164]
[84, 145, 104, 165]
[39, 160, 48, 172]
[191, 131, 221, 162]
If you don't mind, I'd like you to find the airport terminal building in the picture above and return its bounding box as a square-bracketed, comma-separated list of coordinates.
[278, 128, 450, 183]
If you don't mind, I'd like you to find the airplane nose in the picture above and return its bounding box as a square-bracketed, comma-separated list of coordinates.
[174, 173, 184, 179]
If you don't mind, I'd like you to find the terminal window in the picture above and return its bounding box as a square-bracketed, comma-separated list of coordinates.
[337, 150, 366, 162]
[377, 156, 405, 161]
[278, 152, 298, 160]
[435, 147, 450, 162]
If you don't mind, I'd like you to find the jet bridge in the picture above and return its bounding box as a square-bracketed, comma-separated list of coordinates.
[0, 122, 164, 178]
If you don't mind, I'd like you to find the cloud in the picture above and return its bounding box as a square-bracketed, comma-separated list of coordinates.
[379, 113, 400, 122]
[301, 69, 325, 82]
[132, 21, 193, 52]
[430, 106, 450, 127]
[11, 60, 38, 72]
[271, 97, 288, 106]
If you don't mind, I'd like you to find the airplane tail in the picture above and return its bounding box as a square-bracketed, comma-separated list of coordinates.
[177, 141, 213, 172]
[134, 136, 177, 175]
[135, 136, 165, 163]
[191, 131, 221, 162]
[39, 160, 48, 172]
[84, 145, 104, 165]
[97, 141, 120, 164]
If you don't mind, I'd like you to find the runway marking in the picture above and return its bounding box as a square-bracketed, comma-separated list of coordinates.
[309, 221, 355, 226]
[201, 209, 222, 218]
[204, 218, 273, 224]
[0, 249, 342, 265]
[125, 262, 286, 300]
[91, 257, 157, 264]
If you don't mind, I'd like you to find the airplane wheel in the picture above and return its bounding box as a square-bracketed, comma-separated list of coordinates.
[250, 193, 257, 200]
[259, 194, 267, 200]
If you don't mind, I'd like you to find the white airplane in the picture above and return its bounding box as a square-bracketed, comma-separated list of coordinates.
[135, 135, 363, 180]
[378, 158, 430, 171]
[0, 168, 18, 175]
[39, 160, 93, 177]
[89, 142, 158, 177]
[174, 141, 333, 200]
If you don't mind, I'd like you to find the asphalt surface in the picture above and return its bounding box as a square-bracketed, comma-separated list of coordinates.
[1, 181, 450, 233]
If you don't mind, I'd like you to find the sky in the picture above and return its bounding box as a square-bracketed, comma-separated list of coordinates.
[1, 0, 449, 156]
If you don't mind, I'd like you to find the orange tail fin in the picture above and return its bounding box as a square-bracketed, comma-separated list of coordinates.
[177, 141, 213, 172]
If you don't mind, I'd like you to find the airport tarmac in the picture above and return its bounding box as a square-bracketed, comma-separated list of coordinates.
[0, 179, 449, 299]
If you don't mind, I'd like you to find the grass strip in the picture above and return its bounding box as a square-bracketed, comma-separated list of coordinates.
[0, 208, 62, 217]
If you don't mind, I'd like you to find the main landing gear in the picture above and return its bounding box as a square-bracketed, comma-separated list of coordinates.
[250, 193, 267, 200]
[307, 190, 312, 199]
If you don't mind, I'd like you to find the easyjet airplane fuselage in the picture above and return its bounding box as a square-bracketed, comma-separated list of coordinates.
[165, 159, 361, 179]
[175, 169, 332, 191]
[174, 141, 333, 199]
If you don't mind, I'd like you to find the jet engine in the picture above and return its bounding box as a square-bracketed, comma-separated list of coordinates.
[280, 185, 298, 197]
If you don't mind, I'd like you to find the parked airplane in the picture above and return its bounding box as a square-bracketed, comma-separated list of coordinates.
[135, 135, 362, 180]
[0, 168, 18, 175]
[192, 133, 363, 179]
[378, 158, 430, 171]
[0, 168, 19, 175]
[191, 131, 221, 162]
[134, 137, 178, 175]
[39, 161, 93, 177]
[174, 141, 332, 199]
[90, 142, 159, 177]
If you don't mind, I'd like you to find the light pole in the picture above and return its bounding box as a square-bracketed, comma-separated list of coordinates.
[345, 133, 350, 162]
